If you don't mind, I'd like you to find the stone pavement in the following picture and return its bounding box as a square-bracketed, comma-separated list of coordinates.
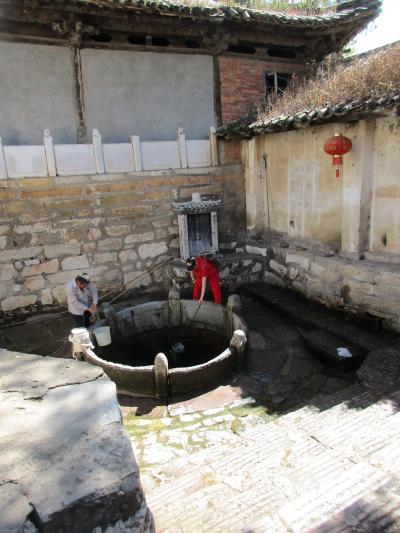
[129, 384, 400, 533]
[122, 293, 400, 533]
[2, 288, 400, 531]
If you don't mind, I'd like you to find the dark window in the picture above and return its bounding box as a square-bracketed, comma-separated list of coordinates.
[184, 40, 201, 49]
[152, 37, 170, 47]
[265, 72, 292, 98]
[91, 33, 112, 43]
[267, 46, 296, 59]
[127, 34, 146, 45]
[227, 44, 256, 54]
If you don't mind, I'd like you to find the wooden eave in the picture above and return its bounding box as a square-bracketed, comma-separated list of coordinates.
[0, 0, 381, 60]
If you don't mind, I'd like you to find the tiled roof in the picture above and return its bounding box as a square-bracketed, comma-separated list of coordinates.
[78, 0, 380, 28]
[217, 94, 400, 139]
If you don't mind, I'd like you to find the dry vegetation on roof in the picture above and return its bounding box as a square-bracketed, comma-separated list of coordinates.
[258, 43, 400, 124]
[168, 0, 333, 15]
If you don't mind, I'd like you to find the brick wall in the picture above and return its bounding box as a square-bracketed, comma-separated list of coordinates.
[0, 164, 245, 317]
[218, 56, 304, 124]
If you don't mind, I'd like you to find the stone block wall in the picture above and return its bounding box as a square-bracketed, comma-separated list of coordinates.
[0, 164, 245, 317]
[244, 243, 400, 332]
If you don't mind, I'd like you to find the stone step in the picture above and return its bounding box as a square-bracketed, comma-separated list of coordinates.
[242, 284, 389, 352]
[298, 327, 367, 369]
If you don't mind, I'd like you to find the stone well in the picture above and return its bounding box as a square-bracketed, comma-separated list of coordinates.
[76, 291, 247, 399]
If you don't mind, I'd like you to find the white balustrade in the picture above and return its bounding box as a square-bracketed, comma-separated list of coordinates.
[0, 127, 218, 177]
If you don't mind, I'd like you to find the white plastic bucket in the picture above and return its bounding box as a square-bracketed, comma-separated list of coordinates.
[69, 327, 92, 352]
[93, 326, 112, 346]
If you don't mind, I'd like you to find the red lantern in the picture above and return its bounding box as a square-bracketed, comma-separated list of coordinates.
[323, 133, 352, 178]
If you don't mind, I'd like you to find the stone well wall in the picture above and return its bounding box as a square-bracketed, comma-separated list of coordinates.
[0, 161, 245, 317]
[245, 243, 400, 333]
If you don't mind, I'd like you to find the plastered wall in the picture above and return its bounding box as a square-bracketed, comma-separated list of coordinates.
[81, 49, 216, 142]
[243, 114, 400, 256]
[0, 42, 216, 144]
[0, 42, 77, 144]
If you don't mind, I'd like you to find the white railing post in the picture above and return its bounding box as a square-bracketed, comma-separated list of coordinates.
[0, 137, 7, 178]
[92, 129, 105, 174]
[43, 129, 56, 177]
[209, 126, 218, 167]
[131, 135, 143, 171]
[177, 127, 188, 169]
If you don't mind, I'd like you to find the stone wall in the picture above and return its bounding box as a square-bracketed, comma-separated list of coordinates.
[244, 243, 400, 333]
[0, 163, 245, 317]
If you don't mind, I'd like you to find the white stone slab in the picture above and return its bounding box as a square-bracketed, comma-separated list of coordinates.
[141, 141, 180, 171]
[186, 140, 211, 168]
[103, 143, 135, 173]
[54, 144, 96, 176]
[4, 145, 48, 178]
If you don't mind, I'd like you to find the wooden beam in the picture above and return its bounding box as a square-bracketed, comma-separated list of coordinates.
[71, 45, 87, 143]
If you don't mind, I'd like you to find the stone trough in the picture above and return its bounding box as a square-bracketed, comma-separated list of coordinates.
[75, 290, 247, 399]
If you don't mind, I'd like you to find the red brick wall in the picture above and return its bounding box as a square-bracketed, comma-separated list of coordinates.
[218, 56, 303, 125]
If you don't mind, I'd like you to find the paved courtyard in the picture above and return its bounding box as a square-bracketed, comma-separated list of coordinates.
[1, 287, 400, 532]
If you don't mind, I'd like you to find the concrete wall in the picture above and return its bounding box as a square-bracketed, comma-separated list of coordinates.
[81, 49, 215, 142]
[243, 114, 400, 257]
[0, 164, 245, 316]
[0, 42, 77, 144]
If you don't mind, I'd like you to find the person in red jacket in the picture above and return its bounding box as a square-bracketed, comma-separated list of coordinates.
[186, 256, 222, 304]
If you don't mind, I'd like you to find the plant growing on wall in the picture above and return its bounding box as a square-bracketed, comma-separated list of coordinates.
[232, 0, 332, 14]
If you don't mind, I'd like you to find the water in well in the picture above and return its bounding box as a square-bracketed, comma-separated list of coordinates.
[97, 326, 228, 368]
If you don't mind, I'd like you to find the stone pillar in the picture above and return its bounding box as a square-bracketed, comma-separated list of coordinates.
[131, 135, 143, 171]
[101, 302, 118, 340]
[154, 353, 169, 400]
[226, 294, 241, 337]
[209, 126, 218, 166]
[177, 128, 188, 169]
[43, 130, 57, 177]
[0, 137, 8, 179]
[168, 284, 181, 327]
[340, 121, 375, 259]
[229, 329, 247, 370]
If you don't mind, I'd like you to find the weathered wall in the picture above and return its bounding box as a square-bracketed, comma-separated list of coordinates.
[243, 114, 400, 256]
[0, 42, 77, 144]
[0, 42, 215, 144]
[81, 49, 215, 142]
[370, 116, 400, 254]
[0, 164, 245, 316]
[243, 243, 400, 333]
[218, 56, 303, 124]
